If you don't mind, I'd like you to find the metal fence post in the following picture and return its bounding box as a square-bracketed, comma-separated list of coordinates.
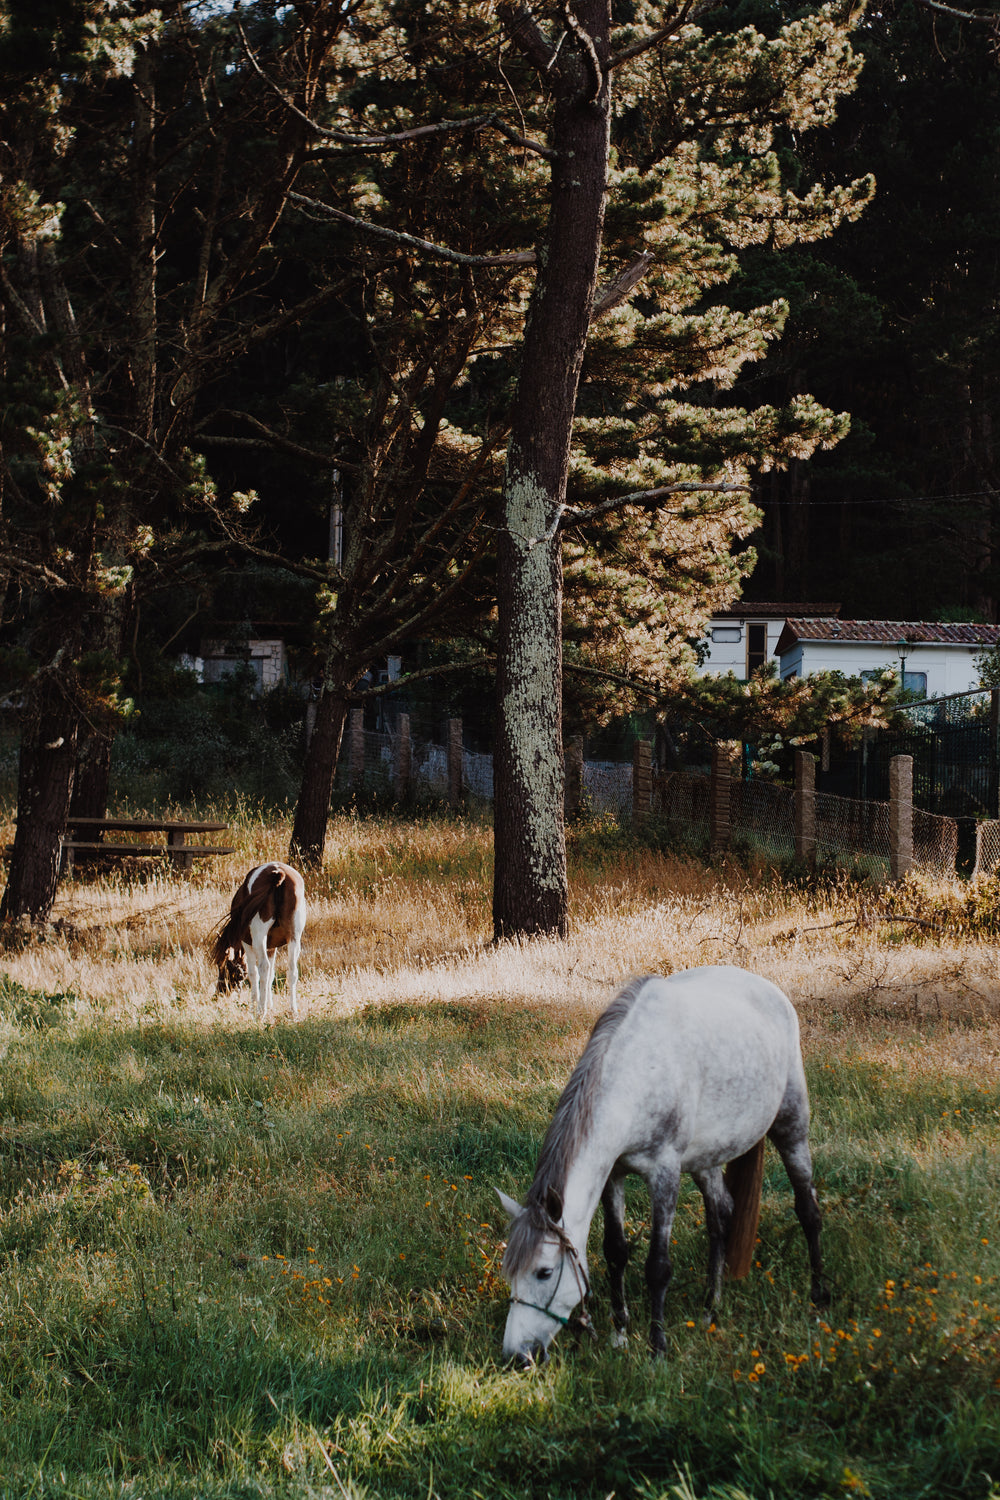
[710, 741, 739, 854]
[794, 750, 817, 867]
[889, 753, 913, 879]
[395, 712, 411, 803]
[632, 739, 652, 829]
[447, 717, 463, 808]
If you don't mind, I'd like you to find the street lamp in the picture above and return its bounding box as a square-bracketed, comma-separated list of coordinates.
[896, 636, 917, 695]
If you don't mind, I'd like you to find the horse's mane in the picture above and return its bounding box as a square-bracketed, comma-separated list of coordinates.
[503, 976, 650, 1276]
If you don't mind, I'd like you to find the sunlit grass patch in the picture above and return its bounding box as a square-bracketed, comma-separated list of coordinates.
[2, 808, 1000, 1496]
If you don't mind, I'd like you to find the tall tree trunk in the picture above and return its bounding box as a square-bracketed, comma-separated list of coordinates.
[1, 678, 79, 924]
[289, 683, 350, 866]
[493, 1, 612, 942]
[69, 726, 114, 823]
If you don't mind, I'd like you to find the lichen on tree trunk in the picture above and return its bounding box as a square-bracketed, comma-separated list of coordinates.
[494, 474, 569, 939]
[492, 0, 612, 942]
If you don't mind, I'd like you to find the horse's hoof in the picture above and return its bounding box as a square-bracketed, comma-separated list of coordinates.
[610, 1329, 628, 1351]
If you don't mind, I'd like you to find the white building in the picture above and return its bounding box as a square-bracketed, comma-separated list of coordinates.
[774, 619, 1000, 698]
[191, 638, 289, 693]
[695, 603, 841, 679]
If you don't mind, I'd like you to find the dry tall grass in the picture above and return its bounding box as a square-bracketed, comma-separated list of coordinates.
[4, 806, 1000, 1086]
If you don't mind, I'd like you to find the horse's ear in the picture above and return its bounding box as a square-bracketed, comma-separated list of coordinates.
[495, 1188, 523, 1221]
[544, 1186, 564, 1223]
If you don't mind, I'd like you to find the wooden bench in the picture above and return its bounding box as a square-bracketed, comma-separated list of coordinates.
[58, 817, 234, 874]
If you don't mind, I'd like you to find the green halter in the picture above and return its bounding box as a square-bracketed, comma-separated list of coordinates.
[508, 1213, 597, 1339]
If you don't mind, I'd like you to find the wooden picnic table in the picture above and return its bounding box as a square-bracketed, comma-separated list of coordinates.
[59, 817, 235, 874]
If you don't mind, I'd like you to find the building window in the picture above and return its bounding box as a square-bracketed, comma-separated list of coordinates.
[711, 626, 741, 643]
[862, 668, 927, 696]
[747, 623, 768, 676]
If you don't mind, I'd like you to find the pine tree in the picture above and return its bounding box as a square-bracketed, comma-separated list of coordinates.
[0, 0, 346, 919]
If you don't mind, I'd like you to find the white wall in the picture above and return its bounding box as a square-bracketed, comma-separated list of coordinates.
[695, 617, 786, 677]
[780, 641, 983, 696]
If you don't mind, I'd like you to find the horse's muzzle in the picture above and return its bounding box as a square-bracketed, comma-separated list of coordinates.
[507, 1340, 549, 1371]
[217, 953, 248, 993]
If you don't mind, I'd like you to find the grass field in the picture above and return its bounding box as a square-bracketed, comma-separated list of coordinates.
[0, 802, 998, 1499]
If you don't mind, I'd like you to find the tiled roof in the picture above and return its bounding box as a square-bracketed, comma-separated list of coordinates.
[775, 618, 1000, 655]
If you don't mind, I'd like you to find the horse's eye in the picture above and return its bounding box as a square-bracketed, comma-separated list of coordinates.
[536, 1267, 554, 1281]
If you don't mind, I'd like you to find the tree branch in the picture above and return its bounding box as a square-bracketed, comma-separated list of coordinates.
[288, 192, 537, 267]
[0, 551, 72, 590]
[236, 16, 555, 160]
[563, 657, 662, 697]
[562, 1, 605, 101]
[911, 0, 1000, 21]
[352, 655, 495, 700]
[497, 3, 563, 74]
[609, 8, 694, 68]
[592, 250, 656, 316]
[557, 480, 754, 530]
[195, 409, 343, 468]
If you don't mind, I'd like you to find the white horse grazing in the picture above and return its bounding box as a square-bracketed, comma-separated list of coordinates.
[498, 967, 827, 1367]
[211, 862, 307, 1021]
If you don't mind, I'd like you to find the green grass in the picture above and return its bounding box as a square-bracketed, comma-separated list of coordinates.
[0, 992, 998, 1499]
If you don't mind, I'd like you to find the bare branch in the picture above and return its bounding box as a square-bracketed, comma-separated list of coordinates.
[306, 113, 555, 161]
[592, 250, 656, 316]
[288, 191, 537, 267]
[563, 657, 662, 697]
[236, 17, 555, 160]
[609, 0, 732, 68]
[556, 481, 754, 531]
[0, 264, 71, 393]
[610, 10, 693, 68]
[911, 0, 1000, 20]
[353, 655, 495, 700]
[194, 409, 343, 469]
[489, 117, 556, 160]
[0, 551, 72, 590]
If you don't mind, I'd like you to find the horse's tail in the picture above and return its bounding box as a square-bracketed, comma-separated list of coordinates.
[724, 1138, 766, 1280]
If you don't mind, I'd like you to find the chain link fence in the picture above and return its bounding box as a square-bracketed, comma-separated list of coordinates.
[652, 770, 711, 843]
[582, 760, 633, 821]
[345, 716, 971, 881]
[731, 779, 795, 861]
[975, 819, 1000, 878]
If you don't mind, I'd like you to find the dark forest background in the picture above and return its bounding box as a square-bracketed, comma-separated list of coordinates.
[728, 1, 1000, 620]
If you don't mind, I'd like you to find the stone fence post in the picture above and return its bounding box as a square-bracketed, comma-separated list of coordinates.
[632, 738, 652, 830]
[710, 741, 740, 854]
[794, 750, 817, 868]
[889, 753, 913, 879]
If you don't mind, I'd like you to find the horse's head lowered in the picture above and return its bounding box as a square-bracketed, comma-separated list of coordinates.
[216, 946, 248, 994]
[496, 1186, 593, 1368]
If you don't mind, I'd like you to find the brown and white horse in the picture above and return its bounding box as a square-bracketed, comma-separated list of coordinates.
[211, 862, 307, 1021]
